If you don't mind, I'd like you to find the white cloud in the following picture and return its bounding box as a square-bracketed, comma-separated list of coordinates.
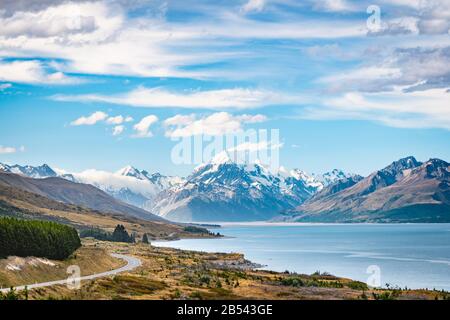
[0, 1, 368, 82]
[0, 145, 25, 154]
[241, 0, 266, 14]
[112, 125, 125, 136]
[164, 112, 267, 138]
[71, 168, 159, 198]
[0, 83, 12, 91]
[319, 46, 450, 93]
[0, 1, 122, 41]
[378, 0, 450, 35]
[0, 60, 78, 85]
[312, 0, 357, 12]
[52, 86, 293, 109]
[303, 88, 450, 130]
[106, 115, 125, 125]
[133, 115, 158, 138]
[163, 114, 196, 127]
[71, 111, 108, 126]
[0, 146, 17, 154]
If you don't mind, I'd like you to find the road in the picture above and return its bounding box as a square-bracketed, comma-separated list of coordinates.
[0, 253, 142, 293]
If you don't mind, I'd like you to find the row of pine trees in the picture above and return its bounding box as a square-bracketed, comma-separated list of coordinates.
[0, 217, 81, 260]
[79, 225, 138, 243]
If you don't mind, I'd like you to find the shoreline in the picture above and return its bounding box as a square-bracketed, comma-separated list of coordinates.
[189, 221, 450, 227]
[152, 223, 450, 292]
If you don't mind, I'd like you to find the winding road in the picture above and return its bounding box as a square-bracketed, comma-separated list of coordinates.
[0, 253, 142, 293]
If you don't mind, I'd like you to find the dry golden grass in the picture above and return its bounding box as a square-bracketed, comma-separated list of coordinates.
[0, 246, 124, 289]
[17, 240, 449, 300]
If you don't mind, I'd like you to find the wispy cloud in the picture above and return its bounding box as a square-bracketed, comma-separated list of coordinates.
[241, 0, 266, 14]
[319, 46, 450, 93]
[0, 0, 367, 82]
[0, 83, 12, 91]
[0, 145, 25, 154]
[52, 87, 293, 109]
[302, 88, 450, 130]
[312, 0, 358, 12]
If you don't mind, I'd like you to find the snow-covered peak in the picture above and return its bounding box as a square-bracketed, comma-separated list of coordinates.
[314, 169, 357, 187]
[0, 163, 57, 179]
[0, 163, 9, 172]
[116, 165, 146, 179]
[210, 151, 233, 165]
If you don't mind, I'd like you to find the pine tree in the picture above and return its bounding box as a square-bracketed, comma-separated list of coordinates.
[0, 217, 81, 260]
[111, 224, 134, 243]
[142, 233, 149, 244]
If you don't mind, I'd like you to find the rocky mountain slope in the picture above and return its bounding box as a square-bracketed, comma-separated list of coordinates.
[150, 152, 347, 222]
[282, 157, 450, 222]
[0, 171, 164, 221]
[1, 160, 354, 222]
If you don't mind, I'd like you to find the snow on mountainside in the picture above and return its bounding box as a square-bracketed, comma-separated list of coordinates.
[285, 156, 450, 223]
[0, 160, 356, 222]
[150, 152, 344, 222]
[66, 166, 185, 210]
[313, 169, 359, 187]
[0, 163, 57, 178]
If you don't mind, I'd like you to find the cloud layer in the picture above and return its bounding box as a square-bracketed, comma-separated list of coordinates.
[164, 112, 267, 138]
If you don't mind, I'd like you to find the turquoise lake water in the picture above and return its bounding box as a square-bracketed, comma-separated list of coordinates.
[154, 223, 450, 291]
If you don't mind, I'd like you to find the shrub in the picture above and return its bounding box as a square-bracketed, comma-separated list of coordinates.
[79, 225, 135, 243]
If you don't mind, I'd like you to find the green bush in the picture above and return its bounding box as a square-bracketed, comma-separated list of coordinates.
[183, 226, 209, 234]
[0, 217, 81, 260]
[79, 225, 135, 243]
[79, 228, 111, 241]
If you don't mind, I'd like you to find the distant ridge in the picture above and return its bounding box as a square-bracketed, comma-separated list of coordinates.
[282, 156, 450, 223]
[0, 171, 165, 222]
[150, 152, 355, 222]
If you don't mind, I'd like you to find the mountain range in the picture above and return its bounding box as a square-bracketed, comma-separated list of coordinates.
[1, 155, 448, 222]
[150, 152, 350, 221]
[281, 156, 450, 223]
[0, 171, 165, 221]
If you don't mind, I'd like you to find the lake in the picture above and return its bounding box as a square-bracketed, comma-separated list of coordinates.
[154, 223, 450, 291]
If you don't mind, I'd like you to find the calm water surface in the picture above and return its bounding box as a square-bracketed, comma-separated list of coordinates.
[154, 223, 450, 290]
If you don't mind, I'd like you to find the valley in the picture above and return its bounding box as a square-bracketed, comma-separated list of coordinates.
[2, 155, 448, 223]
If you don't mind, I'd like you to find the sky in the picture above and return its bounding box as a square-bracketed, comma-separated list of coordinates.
[0, 0, 450, 177]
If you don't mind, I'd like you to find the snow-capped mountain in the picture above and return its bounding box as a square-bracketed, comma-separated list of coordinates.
[0, 163, 57, 178]
[117, 166, 184, 190]
[63, 166, 184, 210]
[313, 169, 359, 187]
[286, 156, 450, 223]
[0, 160, 357, 222]
[150, 152, 327, 222]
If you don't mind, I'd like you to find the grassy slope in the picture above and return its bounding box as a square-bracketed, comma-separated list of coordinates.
[0, 184, 215, 240]
[0, 246, 124, 288]
[24, 240, 450, 300]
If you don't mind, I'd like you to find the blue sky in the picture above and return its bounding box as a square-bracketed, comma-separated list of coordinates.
[1, 0, 449, 176]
